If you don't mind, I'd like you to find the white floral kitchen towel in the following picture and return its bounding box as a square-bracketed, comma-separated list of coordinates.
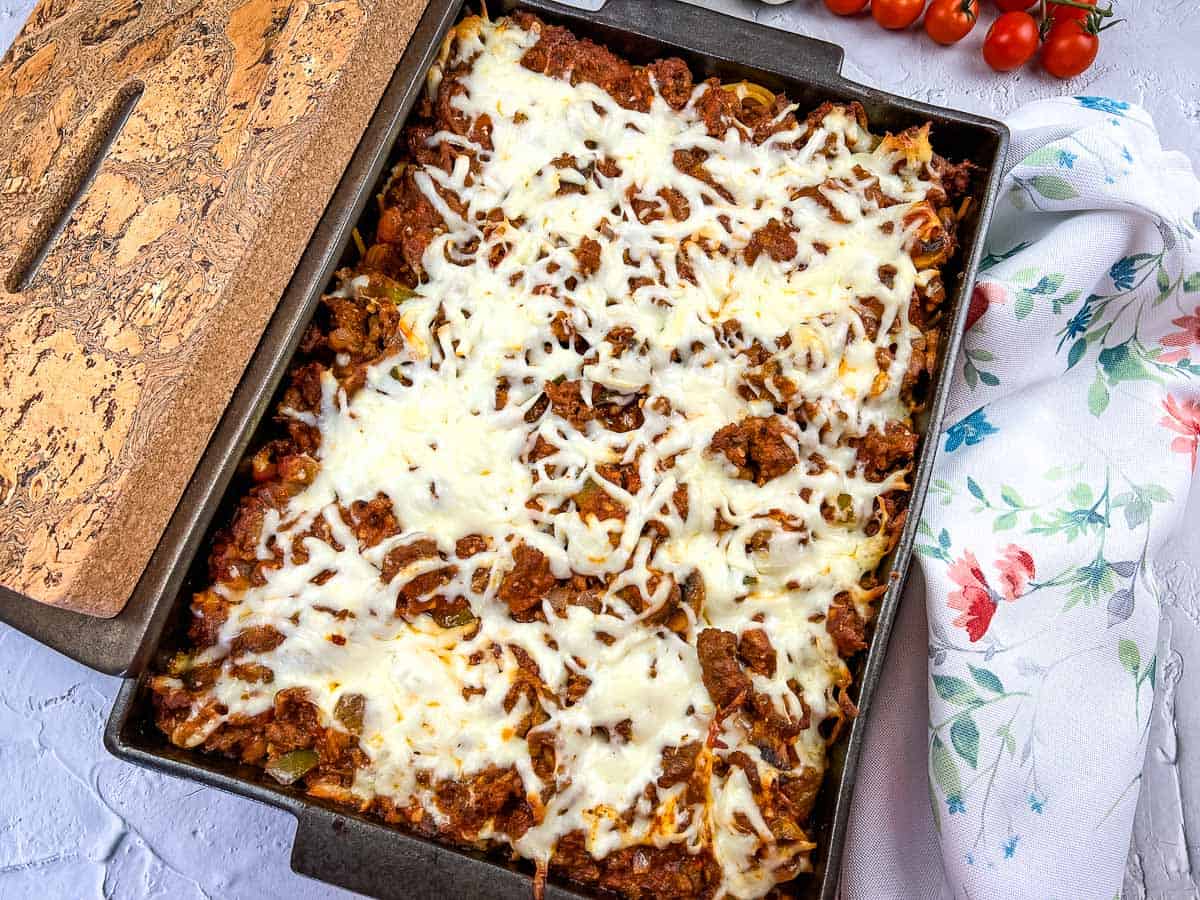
[841, 97, 1200, 900]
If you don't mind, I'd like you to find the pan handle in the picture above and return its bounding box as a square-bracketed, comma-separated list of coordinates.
[577, 0, 847, 82]
[290, 809, 573, 898]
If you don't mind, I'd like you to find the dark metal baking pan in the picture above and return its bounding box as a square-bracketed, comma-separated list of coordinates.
[17, 0, 1011, 896]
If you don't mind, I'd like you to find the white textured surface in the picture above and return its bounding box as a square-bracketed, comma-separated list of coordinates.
[1133, 514, 1200, 900]
[0, 2, 1196, 898]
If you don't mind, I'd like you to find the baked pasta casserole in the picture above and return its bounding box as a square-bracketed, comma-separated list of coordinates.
[151, 11, 971, 898]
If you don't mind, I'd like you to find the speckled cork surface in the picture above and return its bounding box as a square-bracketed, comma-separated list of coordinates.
[0, 0, 428, 617]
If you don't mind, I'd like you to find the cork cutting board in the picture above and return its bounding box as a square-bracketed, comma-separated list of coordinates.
[0, 0, 429, 616]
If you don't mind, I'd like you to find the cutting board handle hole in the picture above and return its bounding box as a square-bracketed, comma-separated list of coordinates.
[7, 82, 145, 293]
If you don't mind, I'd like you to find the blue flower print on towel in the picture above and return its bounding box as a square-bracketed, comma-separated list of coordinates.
[1109, 256, 1137, 290]
[945, 408, 999, 452]
[1076, 96, 1129, 116]
[1059, 298, 1093, 349]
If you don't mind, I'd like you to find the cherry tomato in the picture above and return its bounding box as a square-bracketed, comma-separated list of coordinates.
[924, 0, 979, 44]
[1041, 19, 1099, 78]
[982, 11, 1039, 71]
[872, 0, 926, 30]
[1048, 0, 1096, 22]
[994, 0, 1035, 10]
[825, 0, 870, 15]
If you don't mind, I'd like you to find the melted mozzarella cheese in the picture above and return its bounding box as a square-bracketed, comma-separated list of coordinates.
[181, 16, 947, 898]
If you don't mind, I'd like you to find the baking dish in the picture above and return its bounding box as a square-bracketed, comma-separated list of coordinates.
[0, 0, 1007, 896]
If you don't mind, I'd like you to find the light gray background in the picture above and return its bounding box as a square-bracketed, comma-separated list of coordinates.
[1, 1, 1196, 898]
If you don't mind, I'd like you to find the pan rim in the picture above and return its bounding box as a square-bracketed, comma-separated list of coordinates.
[101, 2, 1009, 899]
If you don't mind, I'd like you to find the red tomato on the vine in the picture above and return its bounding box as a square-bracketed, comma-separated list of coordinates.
[1049, 0, 1098, 22]
[872, 0, 926, 29]
[924, 0, 980, 44]
[825, 0, 870, 15]
[1041, 19, 1099, 77]
[994, 0, 1036, 10]
[982, 11, 1040, 71]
